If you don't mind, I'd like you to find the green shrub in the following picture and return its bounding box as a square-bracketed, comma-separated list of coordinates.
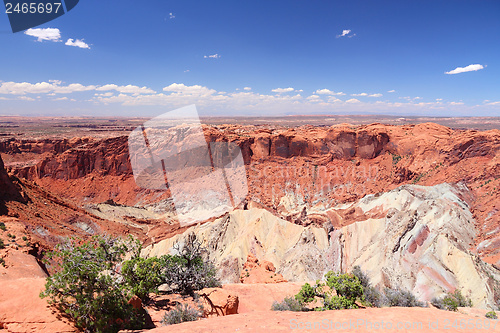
[0, 257, 5, 266]
[40, 233, 221, 331]
[272, 296, 304, 311]
[323, 271, 363, 309]
[431, 289, 472, 311]
[384, 287, 425, 307]
[486, 311, 497, 319]
[122, 256, 164, 301]
[0, 222, 6, 231]
[0, 239, 4, 249]
[22, 236, 27, 241]
[293, 271, 365, 311]
[161, 233, 220, 296]
[161, 303, 201, 325]
[295, 282, 316, 305]
[40, 235, 145, 333]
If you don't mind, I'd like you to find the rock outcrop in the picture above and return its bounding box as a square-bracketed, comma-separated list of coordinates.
[239, 253, 287, 284]
[142, 208, 331, 283]
[0, 154, 27, 214]
[328, 183, 500, 308]
[144, 183, 500, 309]
[196, 288, 239, 317]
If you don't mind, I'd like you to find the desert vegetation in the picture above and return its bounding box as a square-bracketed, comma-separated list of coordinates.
[39, 233, 219, 333]
[161, 303, 203, 325]
[431, 289, 473, 312]
[273, 266, 428, 311]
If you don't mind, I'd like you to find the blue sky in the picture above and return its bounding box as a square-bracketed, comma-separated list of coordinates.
[0, 0, 499, 117]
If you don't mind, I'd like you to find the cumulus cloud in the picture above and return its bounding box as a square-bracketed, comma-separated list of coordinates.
[388, 90, 395, 93]
[163, 83, 216, 96]
[336, 29, 356, 38]
[243, 87, 252, 91]
[25, 28, 61, 42]
[272, 87, 295, 93]
[96, 84, 155, 95]
[0, 81, 96, 95]
[204, 54, 221, 59]
[18, 96, 35, 101]
[0, 81, 157, 96]
[65, 38, 90, 49]
[346, 98, 361, 103]
[369, 93, 382, 97]
[351, 93, 368, 97]
[315, 89, 345, 96]
[445, 64, 484, 75]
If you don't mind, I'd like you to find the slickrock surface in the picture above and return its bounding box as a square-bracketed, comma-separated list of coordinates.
[125, 307, 500, 333]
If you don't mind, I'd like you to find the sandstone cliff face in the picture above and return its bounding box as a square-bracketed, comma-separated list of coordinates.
[0, 137, 91, 155]
[12, 136, 130, 180]
[143, 183, 500, 309]
[0, 154, 27, 214]
[2, 123, 499, 264]
[143, 208, 331, 284]
[328, 183, 500, 308]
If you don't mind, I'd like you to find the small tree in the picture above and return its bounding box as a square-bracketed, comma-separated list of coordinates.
[122, 256, 164, 301]
[40, 235, 144, 333]
[292, 271, 364, 311]
[323, 271, 364, 310]
[162, 233, 220, 296]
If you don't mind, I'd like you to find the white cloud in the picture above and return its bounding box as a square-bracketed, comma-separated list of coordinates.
[95, 92, 114, 97]
[336, 29, 356, 38]
[369, 93, 382, 97]
[346, 98, 361, 103]
[445, 64, 484, 75]
[163, 83, 216, 96]
[327, 96, 342, 103]
[25, 28, 61, 42]
[169, 12, 175, 19]
[184, 70, 190, 72]
[96, 84, 155, 95]
[0, 81, 96, 95]
[388, 90, 395, 93]
[18, 96, 35, 101]
[272, 87, 295, 93]
[315, 89, 345, 96]
[243, 87, 252, 91]
[65, 39, 90, 49]
[351, 93, 368, 96]
[53, 97, 68, 101]
[204, 54, 221, 59]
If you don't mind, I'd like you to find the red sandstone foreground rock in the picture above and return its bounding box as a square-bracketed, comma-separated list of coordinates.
[125, 307, 500, 333]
